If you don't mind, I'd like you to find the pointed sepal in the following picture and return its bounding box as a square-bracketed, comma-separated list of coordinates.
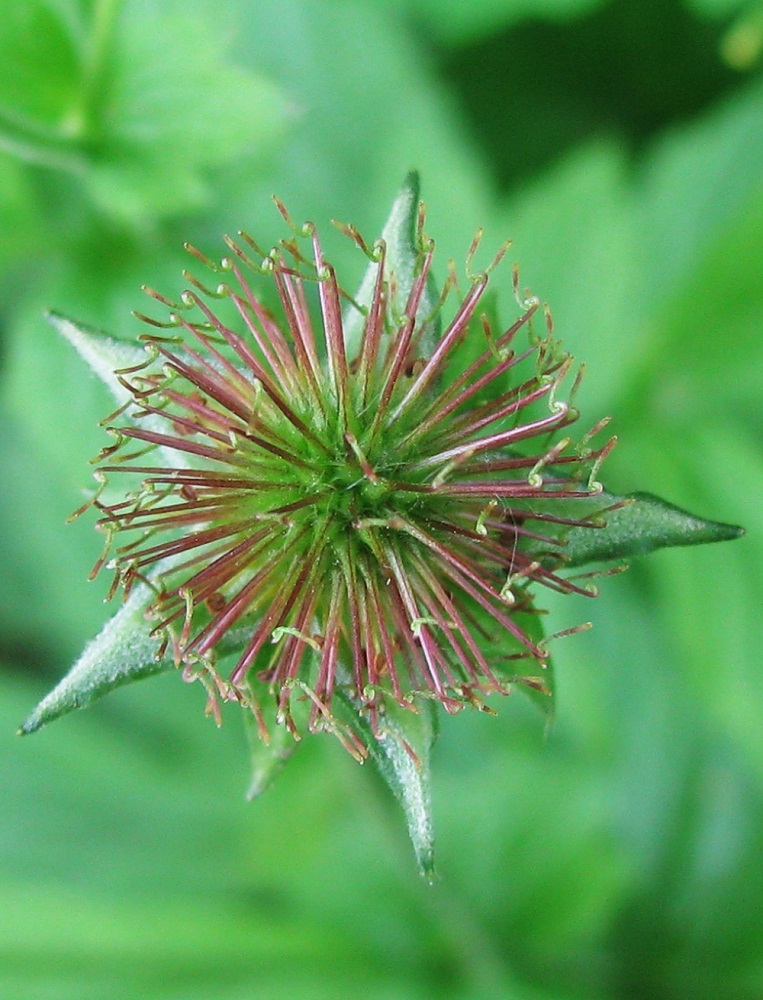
[339, 693, 438, 879]
[243, 696, 299, 799]
[343, 171, 440, 358]
[47, 310, 146, 404]
[561, 490, 744, 568]
[511, 606, 556, 723]
[19, 587, 172, 735]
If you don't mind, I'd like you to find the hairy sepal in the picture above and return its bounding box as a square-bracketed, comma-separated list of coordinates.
[558, 489, 744, 568]
[337, 692, 438, 880]
[47, 311, 146, 404]
[243, 697, 299, 799]
[19, 585, 172, 735]
[19, 588, 255, 735]
[343, 170, 440, 359]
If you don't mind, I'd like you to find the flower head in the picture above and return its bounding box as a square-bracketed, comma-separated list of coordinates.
[86, 191, 615, 757]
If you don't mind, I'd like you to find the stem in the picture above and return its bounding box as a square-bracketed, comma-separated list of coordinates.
[72, 0, 122, 140]
[342, 758, 528, 996]
[0, 110, 85, 172]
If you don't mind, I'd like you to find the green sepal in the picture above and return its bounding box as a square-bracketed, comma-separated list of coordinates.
[560, 490, 744, 568]
[463, 596, 555, 721]
[48, 310, 196, 469]
[242, 691, 299, 800]
[510, 606, 556, 724]
[344, 170, 440, 360]
[337, 693, 438, 880]
[18, 586, 172, 735]
[46, 311, 147, 404]
[19, 590, 256, 735]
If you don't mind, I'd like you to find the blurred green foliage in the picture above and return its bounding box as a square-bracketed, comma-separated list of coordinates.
[1, 0, 761, 997]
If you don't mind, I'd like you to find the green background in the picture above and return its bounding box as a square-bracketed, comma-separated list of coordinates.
[1, 1, 762, 997]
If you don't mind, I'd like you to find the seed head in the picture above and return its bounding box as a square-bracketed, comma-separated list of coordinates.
[86, 199, 614, 756]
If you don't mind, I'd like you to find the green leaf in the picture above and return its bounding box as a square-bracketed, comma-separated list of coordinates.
[338, 693, 439, 879]
[0, 1, 81, 128]
[344, 170, 440, 359]
[497, 140, 640, 417]
[0, 3, 288, 222]
[684, 0, 751, 17]
[560, 490, 744, 568]
[47, 310, 146, 404]
[86, 3, 287, 221]
[19, 586, 173, 735]
[387, 0, 607, 46]
[636, 75, 763, 310]
[0, 154, 43, 264]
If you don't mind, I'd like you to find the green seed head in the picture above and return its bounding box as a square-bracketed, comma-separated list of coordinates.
[86, 196, 614, 753]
